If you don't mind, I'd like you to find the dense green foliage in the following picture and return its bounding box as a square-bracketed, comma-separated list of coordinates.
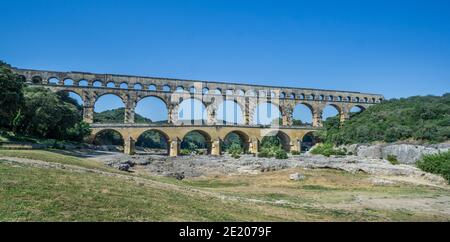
[180, 131, 209, 154]
[0, 61, 90, 143]
[93, 130, 124, 146]
[317, 94, 450, 145]
[12, 88, 91, 142]
[310, 143, 346, 157]
[136, 131, 167, 149]
[0, 61, 25, 129]
[417, 151, 450, 183]
[258, 136, 288, 159]
[387, 155, 400, 165]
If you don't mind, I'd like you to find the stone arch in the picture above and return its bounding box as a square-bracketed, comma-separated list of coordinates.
[32, 76, 43, 84]
[106, 81, 116, 88]
[322, 104, 341, 121]
[148, 84, 157, 91]
[162, 85, 171, 92]
[134, 83, 143, 90]
[63, 78, 74, 86]
[301, 131, 318, 152]
[119, 82, 128, 89]
[92, 129, 124, 152]
[221, 130, 250, 153]
[253, 101, 282, 125]
[48, 77, 60, 85]
[93, 93, 126, 123]
[202, 87, 209, 94]
[93, 80, 103, 87]
[181, 130, 212, 155]
[292, 102, 314, 126]
[177, 98, 207, 125]
[78, 79, 88, 86]
[216, 99, 245, 125]
[261, 130, 291, 152]
[135, 129, 170, 155]
[56, 90, 84, 106]
[350, 105, 366, 113]
[246, 90, 256, 96]
[135, 96, 169, 123]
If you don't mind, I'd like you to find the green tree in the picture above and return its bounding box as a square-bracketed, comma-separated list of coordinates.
[13, 87, 91, 142]
[0, 61, 25, 129]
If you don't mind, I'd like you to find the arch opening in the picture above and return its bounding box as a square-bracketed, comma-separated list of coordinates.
[48, 77, 60, 85]
[63, 79, 74, 86]
[93, 129, 124, 152]
[136, 130, 169, 155]
[93, 94, 125, 123]
[181, 130, 211, 155]
[32, 76, 42, 84]
[177, 98, 207, 125]
[222, 131, 249, 154]
[78, 80, 88, 86]
[217, 100, 244, 125]
[135, 96, 168, 124]
[322, 105, 340, 121]
[292, 103, 313, 126]
[253, 102, 281, 125]
[301, 132, 318, 152]
[260, 131, 291, 152]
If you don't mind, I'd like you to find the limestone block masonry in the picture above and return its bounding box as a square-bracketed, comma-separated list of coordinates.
[14, 68, 384, 156]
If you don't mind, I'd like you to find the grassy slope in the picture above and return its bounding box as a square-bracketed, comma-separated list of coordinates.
[1, 150, 450, 221]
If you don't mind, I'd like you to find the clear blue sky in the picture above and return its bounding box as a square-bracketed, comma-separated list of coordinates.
[1, 0, 449, 122]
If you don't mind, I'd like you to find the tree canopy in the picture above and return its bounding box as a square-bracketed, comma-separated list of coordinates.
[317, 94, 450, 145]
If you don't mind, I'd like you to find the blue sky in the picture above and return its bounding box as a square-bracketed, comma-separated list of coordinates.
[1, 0, 449, 122]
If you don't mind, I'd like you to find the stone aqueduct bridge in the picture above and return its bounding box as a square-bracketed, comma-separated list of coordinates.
[14, 68, 384, 156]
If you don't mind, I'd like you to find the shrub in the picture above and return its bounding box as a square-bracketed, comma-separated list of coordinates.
[180, 149, 191, 156]
[310, 143, 346, 157]
[275, 149, 288, 159]
[291, 150, 300, 156]
[257, 148, 272, 158]
[417, 151, 450, 183]
[387, 155, 399, 165]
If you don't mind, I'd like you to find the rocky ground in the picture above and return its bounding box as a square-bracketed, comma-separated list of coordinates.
[94, 152, 448, 187]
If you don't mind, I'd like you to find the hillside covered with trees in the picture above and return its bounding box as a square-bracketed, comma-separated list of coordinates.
[317, 94, 450, 145]
[0, 61, 90, 143]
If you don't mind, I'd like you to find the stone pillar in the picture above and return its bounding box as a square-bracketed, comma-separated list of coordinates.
[82, 90, 95, 124]
[312, 110, 323, 127]
[249, 139, 259, 154]
[292, 139, 302, 153]
[211, 139, 221, 156]
[281, 106, 293, 126]
[340, 111, 350, 123]
[124, 94, 136, 124]
[124, 137, 136, 155]
[169, 139, 180, 157]
[83, 106, 94, 124]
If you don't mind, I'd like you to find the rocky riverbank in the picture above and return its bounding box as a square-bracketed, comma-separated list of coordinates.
[340, 142, 450, 164]
[98, 152, 447, 186]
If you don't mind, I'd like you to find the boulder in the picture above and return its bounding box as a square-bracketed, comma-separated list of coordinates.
[289, 173, 305, 181]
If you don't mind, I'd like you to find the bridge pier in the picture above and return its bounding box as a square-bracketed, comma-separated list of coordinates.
[249, 139, 259, 154]
[124, 137, 136, 155]
[211, 139, 221, 156]
[169, 140, 180, 157]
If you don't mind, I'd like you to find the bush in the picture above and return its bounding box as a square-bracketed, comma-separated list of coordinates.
[310, 143, 346, 157]
[180, 149, 191, 156]
[387, 155, 399, 165]
[257, 148, 272, 158]
[417, 151, 450, 183]
[291, 150, 300, 156]
[275, 149, 288, 159]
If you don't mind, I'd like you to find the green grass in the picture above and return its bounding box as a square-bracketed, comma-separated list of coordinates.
[1, 149, 450, 221]
[0, 149, 115, 172]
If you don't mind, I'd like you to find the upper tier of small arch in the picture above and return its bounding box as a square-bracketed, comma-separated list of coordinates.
[14, 68, 385, 103]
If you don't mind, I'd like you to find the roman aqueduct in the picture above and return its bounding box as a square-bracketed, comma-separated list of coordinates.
[14, 68, 384, 156]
